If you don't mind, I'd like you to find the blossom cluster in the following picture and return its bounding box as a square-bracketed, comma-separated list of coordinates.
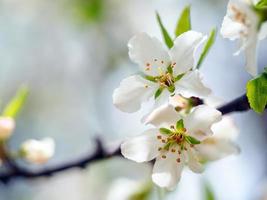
[112, 0, 267, 190]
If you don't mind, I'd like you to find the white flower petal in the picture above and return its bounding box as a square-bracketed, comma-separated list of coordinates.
[0, 117, 15, 140]
[121, 129, 160, 163]
[221, 16, 246, 41]
[153, 89, 171, 109]
[259, 22, 267, 40]
[145, 104, 181, 128]
[211, 116, 239, 140]
[152, 151, 184, 190]
[184, 105, 222, 140]
[128, 32, 170, 76]
[244, 37, 258, 76]
[195, 116, 240, 161]
[113, 75, 157, 113]
[175, 70, 211, 98]
[187, 148, 204, 173]
[196, 138, 240, 161]
[169, 31, 206, 76]
[21, 138, 55, 164]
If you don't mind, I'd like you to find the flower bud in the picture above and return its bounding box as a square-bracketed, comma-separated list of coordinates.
[21, 138, 55, 164]
[0, 117, 15, 140]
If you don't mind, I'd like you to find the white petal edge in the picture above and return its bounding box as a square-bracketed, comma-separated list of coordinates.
[113, 75, 157, 113]
[152, 151, 184, 190]
[187, 148, 204, 173]
[211, 116, 239, 140]
[121, 129, 160, 163]
[259, 21, 267, 40]
[244, 36, 258, 77]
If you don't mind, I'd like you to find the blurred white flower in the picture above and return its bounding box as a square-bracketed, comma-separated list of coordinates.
[121, 105, 222, 190]
[113, 31, 211, 113]
[21, 138, 55, 164]
[0, 117, 15, 140]
[220, 0, 267, 76]
[106, 178, 152, 200]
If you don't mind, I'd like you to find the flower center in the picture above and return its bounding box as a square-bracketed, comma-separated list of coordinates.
[156, 119, 201, 163]
[157, 72, 174, 88]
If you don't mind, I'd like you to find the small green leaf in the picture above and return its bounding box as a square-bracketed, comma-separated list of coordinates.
[176, 119, 184, 130]
[154, 88, 164, 99]
[246, 71, 267, 113]
[156, 12, 174, 48]
[175, 5, 191, 37]
[204, 181, 216, 200]
[185, 136, 201, 144]
[159, 128, 172, 135]
[196, 28, 216, 69]
[2, 86, 29, 118]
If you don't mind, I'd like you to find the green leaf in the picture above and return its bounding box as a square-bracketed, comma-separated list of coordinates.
[246, 71, 267, 113]
[176, 119, 184, 130]
[2, 86, 29, 118]
[196, 28, 216, 69]
[175, 5, 191, 37]
[256, 0, 267, 9]
[156, 12, 174, 48]
[185, 135, 201, 144]
[204, 181, 216, 200]
[154, 88, 164, 99]
[159, 128, 172, 135]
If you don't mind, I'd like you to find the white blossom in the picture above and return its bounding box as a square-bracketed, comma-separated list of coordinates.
[0, 117, 15, 140]
[113, 31, 211, 113]
[220, 0, 267, 76]
[21, 138, 55, 164]
[169, 94, 240, 161]
[121, 105, 222, 190]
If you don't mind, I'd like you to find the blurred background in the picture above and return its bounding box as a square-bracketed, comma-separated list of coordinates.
[0, 0, 266, 199]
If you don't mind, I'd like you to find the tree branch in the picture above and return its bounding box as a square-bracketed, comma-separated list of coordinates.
[0, 93, 256, 183]
[217, 94, 250, 115]
[0, 139, 121, 184]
